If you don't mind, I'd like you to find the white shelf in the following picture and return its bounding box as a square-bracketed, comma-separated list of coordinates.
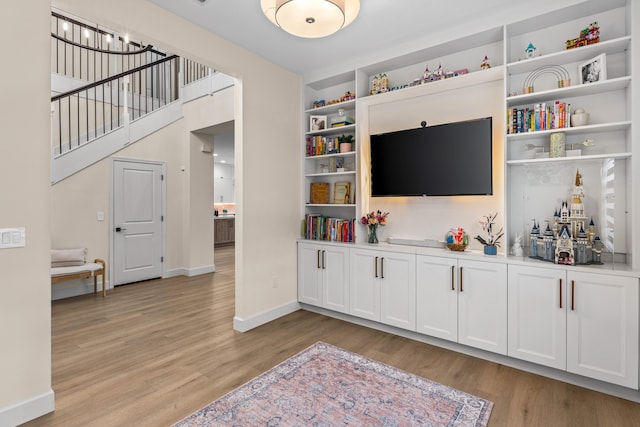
[305, 123, 356, 137]
[305, 151, 356, 160]
[506, 121, 632, 140]
[305, 99, 356, 115]
[507, 152, 631, 166]
[360, 67, 504, 106]
[306, 204, 356, 208]
[506, 36, 632, 75]
[506, 76, 631, 107]
[305, 171, 356, 178]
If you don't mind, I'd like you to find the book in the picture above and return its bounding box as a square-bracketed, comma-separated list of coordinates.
[309, 182, 330, 204]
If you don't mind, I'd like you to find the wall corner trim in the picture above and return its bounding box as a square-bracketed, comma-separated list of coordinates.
[0, 389, 55, 426]
[233, 300, 301, 332]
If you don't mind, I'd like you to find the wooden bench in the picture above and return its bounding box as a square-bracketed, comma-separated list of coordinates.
[51, 253, 107, 297]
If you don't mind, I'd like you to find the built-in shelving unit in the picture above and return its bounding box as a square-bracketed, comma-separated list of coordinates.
[504, 0, 634, 268]
[300, 0, 636, 269]
[298, 0, 639, 401]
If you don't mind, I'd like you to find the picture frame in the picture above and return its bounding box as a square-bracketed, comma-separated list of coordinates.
[333, 181, 351, 204]
[578, 53, 606, 84]
[310, 115, 327, 131]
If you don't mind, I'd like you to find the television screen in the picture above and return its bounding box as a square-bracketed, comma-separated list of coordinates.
[370, 117, 493, 197]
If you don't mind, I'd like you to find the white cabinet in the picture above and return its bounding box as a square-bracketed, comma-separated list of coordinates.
[508, 265, 639, 389]
[298, 242, 349, 313]
[350, 247, 415, 331]
[566, 271, 638, 389]
[417, 256, 508, 355]
[508, 265, 567, 370]
[416, 255, 458, 341]
[457, 259, 508, 355]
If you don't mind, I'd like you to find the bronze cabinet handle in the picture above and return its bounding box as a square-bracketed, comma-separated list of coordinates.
[322, 250, 326, 269]
[559, 278, 563, 309]
[317, 250, 321, 269]
[459, 266, 463, 292]
[381, 257, 385, 279]
[571, 280, 575, 311]
[451, 265, 455, 290]
[375, 256, 378, 278]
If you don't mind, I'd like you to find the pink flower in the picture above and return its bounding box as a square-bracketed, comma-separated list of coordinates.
[360, 210, 389, 226]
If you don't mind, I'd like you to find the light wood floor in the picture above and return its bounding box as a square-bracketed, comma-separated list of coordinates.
[26, 245, 640, 426]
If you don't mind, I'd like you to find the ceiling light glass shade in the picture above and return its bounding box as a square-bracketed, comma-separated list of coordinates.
[261, 0, 360, 38]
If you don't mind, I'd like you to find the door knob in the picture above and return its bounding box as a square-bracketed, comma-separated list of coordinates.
[115, 227, 127, 232]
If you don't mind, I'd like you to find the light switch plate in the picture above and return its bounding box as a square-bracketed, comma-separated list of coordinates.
[0, 227, 25, 249]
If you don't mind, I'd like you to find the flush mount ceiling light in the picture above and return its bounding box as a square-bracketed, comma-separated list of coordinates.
[261, 0, 360, 38]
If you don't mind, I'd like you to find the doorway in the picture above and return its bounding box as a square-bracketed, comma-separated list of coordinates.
[111, 159, 165, 286]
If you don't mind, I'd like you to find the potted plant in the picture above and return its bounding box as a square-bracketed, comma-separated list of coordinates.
[474, 212, 504, 255]
[339, 134, 354, 153]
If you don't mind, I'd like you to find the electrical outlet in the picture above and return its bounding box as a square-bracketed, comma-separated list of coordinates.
[0, 227, 25, 249]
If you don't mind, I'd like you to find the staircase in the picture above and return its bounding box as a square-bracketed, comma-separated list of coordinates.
[50, 10, 233, 183]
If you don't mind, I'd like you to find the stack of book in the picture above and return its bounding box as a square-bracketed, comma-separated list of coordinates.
[306, 136, 340, 156]
[508, 101, 571, 134]
[304, 214, 355, 242]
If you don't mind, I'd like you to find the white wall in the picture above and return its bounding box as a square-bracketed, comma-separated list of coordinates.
[0, 0, 54, 423]
[214, 162, 234, 204]
[52, 0, 302, 326]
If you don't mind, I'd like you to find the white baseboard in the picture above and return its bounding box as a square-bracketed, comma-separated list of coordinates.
[0, 389, 54, 426]
[51, 279, 112, 301]
[233, 300, 300, 333]
[187, 265, 215, 276]
[164, 265, 215, 278]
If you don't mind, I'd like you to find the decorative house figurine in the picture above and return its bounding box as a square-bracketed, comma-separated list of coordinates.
[422, 65, 430, 83]
[525, 42, 537, 58]
[592, 236, 603, 264]
[529, 169, 602, 265]
[530, 221, 540, 257]
[542, 222, 555, 261]
[555, 225, 575, 265]
[480, 55, 491, 70]
[575, 226, 588, 265]
[566, 21, 600, 49]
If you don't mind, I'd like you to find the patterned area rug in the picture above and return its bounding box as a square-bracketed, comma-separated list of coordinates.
[173, 342, 493, 426]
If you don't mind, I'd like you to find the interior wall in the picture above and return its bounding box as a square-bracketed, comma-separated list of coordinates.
[52, 0, 302, 322]
[362, 80, 505, 250]
[0, 0, 52, 417]
[188, 131, 215, 270]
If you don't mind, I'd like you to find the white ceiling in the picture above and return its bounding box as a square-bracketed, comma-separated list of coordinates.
[148, 0, 585, 77]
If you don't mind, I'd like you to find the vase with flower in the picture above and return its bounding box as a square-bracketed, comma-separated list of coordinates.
[360, 210, 389, 244]
[474, 212, 504, 255]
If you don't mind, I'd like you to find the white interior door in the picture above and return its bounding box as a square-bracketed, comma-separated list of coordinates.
[112, 160, 164, 286]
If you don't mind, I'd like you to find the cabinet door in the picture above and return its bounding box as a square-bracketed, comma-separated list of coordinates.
[458, 260, 508, 355]
[416, 255, 458, 341]
[297, 243, 323, 306]
[350, 248, 380, 321]
[380, 251, 416, 331]
[566, 272, 639, 388]
[322, 245, 350, 314]
[508, 265, 566, 370]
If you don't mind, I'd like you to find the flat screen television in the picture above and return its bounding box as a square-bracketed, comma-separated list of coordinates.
[370, 117, 493, 197]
